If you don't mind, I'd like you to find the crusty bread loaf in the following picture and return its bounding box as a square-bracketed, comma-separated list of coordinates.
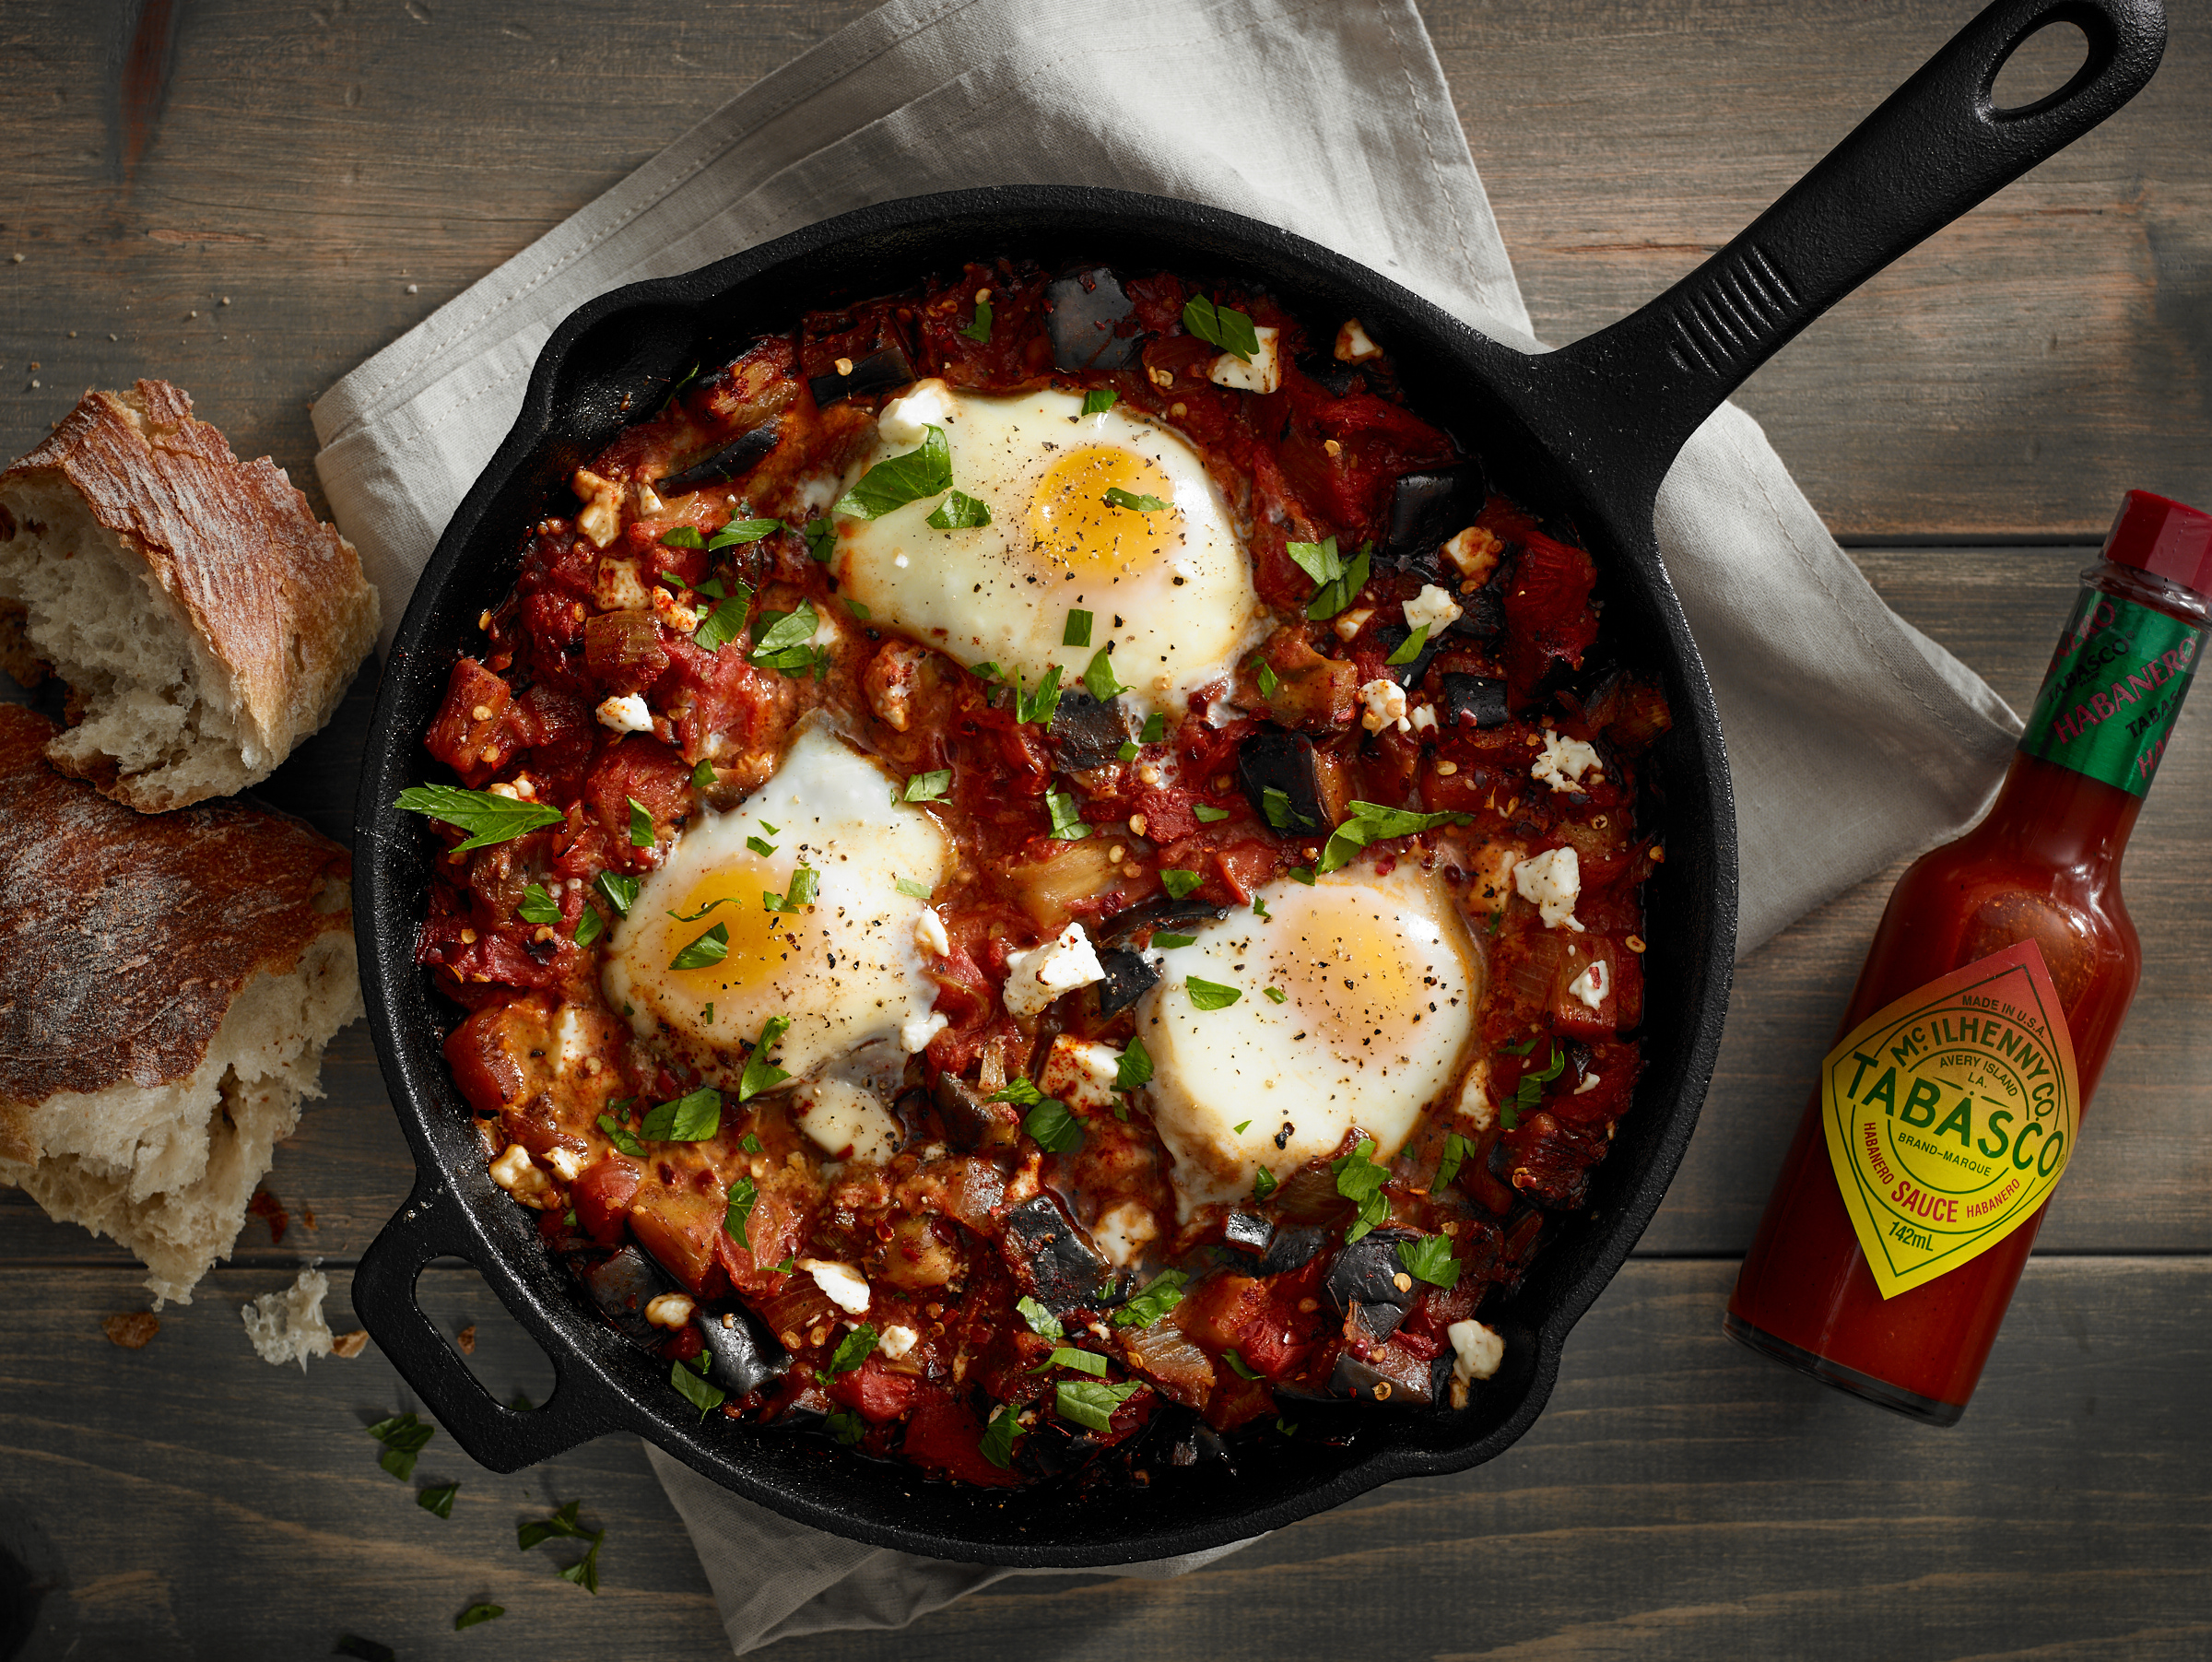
[0, 705, 362, 1304]
[0, 379, 379, 812]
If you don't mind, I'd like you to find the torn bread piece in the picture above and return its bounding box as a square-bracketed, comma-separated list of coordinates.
[242, 1262, 335, 1370]
[0, 379, 379, 812]
[0, 706, 361, 1305]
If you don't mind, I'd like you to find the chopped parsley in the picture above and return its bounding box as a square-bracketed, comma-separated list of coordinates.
[1253, 658, 1282, 697]
[691, 588, 753, 651]
[1032, 1346, 1109, 1376]
[1318, 800, 1474, 875]
[1261, 784, 1313, 832]
[1013, 664, 1065, 727]
[1433, 1130, 1471, 1191]
[395, 784, 562, 852]
[1044, 790, 1090, 841]
[962, 291, 994, 342]
[659, 525, 704, 548]
[1016, 1295, 1064, 1340]
[979, 1405, 1021, 1468]
[519, 1500, 606, 1597]
[1194, 803, 1230, 823]
[1064, 609, 1094, 648]
[1386, 624, 1431, 666]
[1221, 1349, 1262, 1381]
[748, 602, 822, 676]
[517, 883, 561, 925]
[1287, 535, 1373, 621]
[1139, 712, 1167, 744]
[1263, 986, 1288, 1005]
[627, 796, 653, 847]
[454, 1604, 504, 1631]
[712, 516, 783, 547]
[671, 1352, 724, 1420]
[1253, 896, 1271, 919]
[1252, 1164, 1278, 1201]
[1182, 293, 1259, 361]
[641, 1087, 721, 1142]
[692, 759, 717, 790]
[1020, 1096, 1085, 1154]
[738, 1016, 792, 1102]
[746, 833, 777, 857]
[895, 875, 934, 900]
[905, 769, 952, 802]
[1114, 1035, 1154, 1091]
[1081, 387, 1119, 416]
[1081, 645, 1126, 701]
[1332, 1137, 1392, 1242]
[1185, 976, 1241, 1011]
[597, 1114, 645, 1159]
[825, 1409, 867, 1446]
[1397, 1233, 1463, 1290]
[417, 1481, 459, 1519]
[366, 1411, 434, 1480]
[1102, 486, 1170, 513]
[573, 904, 606, 947]
[1150, 931, 1197, 949]
[1232, 1119, 1253, 1134]
[836, 425, 956, 519]
[1159, 868, 1203, 900]
[724, 1176, 758, 1249]
[594, 871, 640, 916]
[741, 1132, 763, 1152]
[925, 489, 993, 530]
[1506, 1043, 1568, 1127]
[799, 517, 837, 563]
[670, 922, 728, 971]
[1055, 1378, 1142, 1432]
[1112, 1268, 1187, 1328]
[827, 1325, 879, 1376]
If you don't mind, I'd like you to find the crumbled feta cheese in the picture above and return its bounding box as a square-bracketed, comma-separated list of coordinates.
[1002, 922, 1106, 1018]
[645, 1292, 697, 1329]
[576, 497, 620, 549]
[1573, 1070, 1604, 1096]
[794, 1079, 902, 1165]
[901, 1009, 950, 1054]
[801, 1258, 872, 1315]
[545, 1146, 586, 1182]
[1513, 845, 1585, 931]
[1471, 843, 1520, 917]
[1333, 606, 1376, 642]
[1568, 958, 1609, 1010]
[1442, 525, 1504, 583]
[878, 1324, 920, 1360]
[1090, 1200, 1161, 1267]
[1410, 702, 1438, 733]
[488, 1143, 549, 1203]
[596, 693, 653, 734]
[1531, 728, 1604, 793]
[1449, 1319, 1505, 1385]
[651, 583, 700, 633]
[1335, 317, 1381, 363]
[1041, 1035, 1124, 1113]
[1207, 324, 1281, 394]
[1359, 678, 1409, 734]
[1403, 583, 1463, 633]
[877, 379, 956, 447]
[594, 555, 654, 611]
[1453, 1061, 1496, 1133]
[914, 907, 950, 958]
[634, 478, 666, 517]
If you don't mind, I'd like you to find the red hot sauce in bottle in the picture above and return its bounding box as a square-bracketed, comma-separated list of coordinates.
[1726, 491, 2211, 1424]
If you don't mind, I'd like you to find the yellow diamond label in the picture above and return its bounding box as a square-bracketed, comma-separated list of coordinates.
[1820, 940, 2080, 1299]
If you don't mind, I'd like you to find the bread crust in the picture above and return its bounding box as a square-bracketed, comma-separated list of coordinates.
[0, 703, 354, 1150]
[0, 379, 379, 811]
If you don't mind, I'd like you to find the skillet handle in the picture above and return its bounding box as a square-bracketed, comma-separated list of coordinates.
[352, 1177, 618, 1471]
[1531, 0, 2165, 510]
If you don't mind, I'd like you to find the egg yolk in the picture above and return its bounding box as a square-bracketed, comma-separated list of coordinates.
[1265, 888, 1466, 1068]
[1027, 446, 1182, 578]
[665, 866, 806, 996]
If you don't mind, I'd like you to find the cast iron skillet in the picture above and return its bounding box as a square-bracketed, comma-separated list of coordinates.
[352, 0, 2162, 1566]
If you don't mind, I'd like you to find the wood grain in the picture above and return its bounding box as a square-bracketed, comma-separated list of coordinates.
[6, 1258, 2206, 1660]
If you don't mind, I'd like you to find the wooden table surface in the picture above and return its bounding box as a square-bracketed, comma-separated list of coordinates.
[5, 3, 2209, 1657]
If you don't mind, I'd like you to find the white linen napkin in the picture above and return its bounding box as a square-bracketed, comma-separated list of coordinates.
[312, 0, 2022, 1649]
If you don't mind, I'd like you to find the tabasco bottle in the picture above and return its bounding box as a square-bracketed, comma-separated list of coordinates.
[1726, 490, 2209, 1424]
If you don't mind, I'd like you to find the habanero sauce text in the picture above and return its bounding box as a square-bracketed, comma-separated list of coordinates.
[409, 262, 1671, 1487]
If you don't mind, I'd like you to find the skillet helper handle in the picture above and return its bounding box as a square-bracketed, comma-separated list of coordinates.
[1545, 0, 2166, 505]
[353, 1177, 615, 1471]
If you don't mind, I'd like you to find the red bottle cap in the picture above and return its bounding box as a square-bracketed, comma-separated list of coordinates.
[2102, 490, 2212, 599]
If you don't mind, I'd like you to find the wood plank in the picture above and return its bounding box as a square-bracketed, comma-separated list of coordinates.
[1430, 0, 2212, 538]
[6, 1257, 2208, 1660]
[1, 1, 2207, 536]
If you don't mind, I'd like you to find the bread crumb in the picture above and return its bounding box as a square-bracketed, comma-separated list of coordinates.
[330, 1329, 369, 1358]
[455, 1323, 477, 1355]
[241, 1263, 335, 1371]
[103, 1311, 159, 1349]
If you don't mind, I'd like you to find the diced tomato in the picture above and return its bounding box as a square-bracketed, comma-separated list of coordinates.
[423, 658, 518, 786]
[828, 1357, 926, 1425]
[571, 1155, 641, 1244]
[900, 1397, 1022, 1488]
[628, 1179, 731, 1296]
[583, 736, 693, 865]
[1501, 533, 1601, 693]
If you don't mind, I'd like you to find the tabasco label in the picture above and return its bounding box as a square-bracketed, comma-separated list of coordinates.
[1819, 940, 2080, 1299]
[2019, 589, 2203, 796]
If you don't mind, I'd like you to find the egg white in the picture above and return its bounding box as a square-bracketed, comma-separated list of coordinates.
[603, 720, 948, 1121]
[830, 380, 1265, 710]
[1135, 862, 1479, 1217]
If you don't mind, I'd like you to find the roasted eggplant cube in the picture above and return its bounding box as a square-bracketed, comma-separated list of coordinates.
[1347, 1296, 1408, 1346]
[1000, 1196, 1110, 1314]
[1095, 947, 1160, 1018]
[934, 1071, 1017, 1152]
[1324, 1227, 1420, 1316]
[1453, 582, 1506, 640]
[1048, 688, 1131, 771]
[1043, 267, 1141, 371]
[1384, 465, 1486, 571]
[1223, 1210, 1275, 1258]
[1441, 673, 1511, 730]
[695, 1304, 790, 1398]
[1097, 894, 1232, 950]
[806, 345, 916, 410]
[1258, 1223, 1326, 1276]
[581, 1246, 678, 1342]
[657, 420, 782, 497]
[1236, 731, 1327, 837]
[1327, 1344, 1442, 1406]
[1371, 620, 1442, 690]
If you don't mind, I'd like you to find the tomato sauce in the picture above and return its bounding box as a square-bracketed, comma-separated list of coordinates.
[406, 257, 1674, 1482]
